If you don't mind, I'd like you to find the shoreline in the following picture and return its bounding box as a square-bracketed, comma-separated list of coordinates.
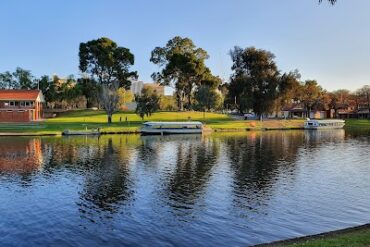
[0, 111, 368, 137]
[254, 223, 370, 246]
[0, 126, 307, 137]
[0, 125, 368, 137]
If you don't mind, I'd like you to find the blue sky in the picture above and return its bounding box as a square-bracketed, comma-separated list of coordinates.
[0, 0, 369, 91]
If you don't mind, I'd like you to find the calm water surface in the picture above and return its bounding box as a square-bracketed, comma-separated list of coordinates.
[0, 129, 369, 246]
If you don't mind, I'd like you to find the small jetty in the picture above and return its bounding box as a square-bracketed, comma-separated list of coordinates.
[62, 128, 101, 136]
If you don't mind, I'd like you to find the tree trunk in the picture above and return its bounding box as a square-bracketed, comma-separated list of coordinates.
[187, 94, 192, 110]
[107, 114, 112, 124]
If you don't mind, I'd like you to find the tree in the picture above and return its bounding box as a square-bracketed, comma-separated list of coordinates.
[228, 46, 280, 119]
[150, 36, 212, 110]
[194, 85, 223, 113]
[78, 77, 100, 108]
[301, 80, 323, 117]
[13, 67, 34, 89]
[273, 70, 302, 117]
[0, 67, 35, 89]
[0, 71, 15, 89]
[79, 37, 137, 89]
[327, 89, 352, 117]
[195, 75, 223, 113]
[100, 82, 120, 124]
[79, 37, 137, 122]
[356, 85, 370, 118]
[135, 87, 160, 120]
[160, 95, 178, 111]
[38, 75, 57, 105]
[319, 0, 336, 4]
[117, 88, 134, 107]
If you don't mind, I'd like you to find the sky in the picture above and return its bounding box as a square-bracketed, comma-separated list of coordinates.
[0, 0, 369, 91]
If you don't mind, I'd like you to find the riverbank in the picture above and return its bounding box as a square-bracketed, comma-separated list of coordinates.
[256, 224, 370, 246]
[0, 110, 369, 136]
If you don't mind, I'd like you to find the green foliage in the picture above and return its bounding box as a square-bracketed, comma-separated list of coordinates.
[319, 0, 337, 4]
[194, 85, 223, 112]
[228, 46, 280, 117]
[159, 95, 178, 111]
[79, 37, 137, 89]
[135, 88, 160, 120]
[0, 71, 15, 89]
[0, 67, 35, 89]
[150, 36, 213, 110]
[301, 80, 324, 115]
[77, 77, 100, 108]
[117, 88, 134, 109]
[273, 71, 302, 115]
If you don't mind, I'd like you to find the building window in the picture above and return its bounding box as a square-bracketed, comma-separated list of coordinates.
[25, 101, 31, 107]
[4, 102, 9, 107]
[20, 101, 25, 107]
[9, 101, 15, 107]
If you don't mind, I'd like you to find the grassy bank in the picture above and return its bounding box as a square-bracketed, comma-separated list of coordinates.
[0, 110, 369, 135]
[258, 224, 370, 247]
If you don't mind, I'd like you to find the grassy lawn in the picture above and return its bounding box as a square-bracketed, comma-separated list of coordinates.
[344, 119, 370, 128]
[273, 225, 370, 247]
[0, 110, 231, 134]
[0, 110, 368, 135]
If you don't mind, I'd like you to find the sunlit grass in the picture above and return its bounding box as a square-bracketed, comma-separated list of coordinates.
[0, 110, 368, 134]
[281, 226, 370, 247]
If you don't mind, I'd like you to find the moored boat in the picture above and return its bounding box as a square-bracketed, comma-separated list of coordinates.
[141, 121, 203, 135]
[304, 119, 345, 129]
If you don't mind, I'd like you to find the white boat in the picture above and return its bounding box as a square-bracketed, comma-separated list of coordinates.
[304, 119, 345, 129]
[141, 121, 203, 135]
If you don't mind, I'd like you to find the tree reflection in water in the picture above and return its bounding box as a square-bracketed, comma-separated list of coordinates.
[223, 131, 304, 214]
[77, 137, 134, 220]
[41, 136, 136, 221]
[163, 135, 220, 215]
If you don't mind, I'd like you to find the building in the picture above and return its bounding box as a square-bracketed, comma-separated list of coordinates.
[0, 89, 45, 122]
[282, 102, 328, 119]
[143, 83, 165, 96]
[129, 80, 144, 95]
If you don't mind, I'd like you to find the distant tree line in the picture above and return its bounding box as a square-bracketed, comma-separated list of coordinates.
[2, 33, 369, 123]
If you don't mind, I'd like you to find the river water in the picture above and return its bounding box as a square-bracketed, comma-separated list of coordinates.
[0, 129, 369, 246]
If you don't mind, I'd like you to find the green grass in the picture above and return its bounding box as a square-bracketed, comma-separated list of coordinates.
[344, 119, 370, 128]
[0, 110, 231, 134]
[280, 226, 370, 247]
[0, 110, 368, 135]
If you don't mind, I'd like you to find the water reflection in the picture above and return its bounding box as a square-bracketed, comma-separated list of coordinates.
[167, 136, 219, 212]
[0, 130, 369, 246]
[0, 137, 43, 174]
[78, 138, 133, 216]
[222, 132, 304, 213]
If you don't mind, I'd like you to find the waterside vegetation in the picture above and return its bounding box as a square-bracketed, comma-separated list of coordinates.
[0, 110, 369, 135]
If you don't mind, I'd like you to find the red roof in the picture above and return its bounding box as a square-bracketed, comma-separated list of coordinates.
[0, 90, 41, 101]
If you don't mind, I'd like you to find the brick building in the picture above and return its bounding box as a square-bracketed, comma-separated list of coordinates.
[0, 90, 45, 122]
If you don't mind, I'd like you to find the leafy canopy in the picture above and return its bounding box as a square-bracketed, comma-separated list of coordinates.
[79, 37, 137, 89]
[135, 87, 161, 120]
[229, 46, 280, 117]
[150, 36, 213, 110]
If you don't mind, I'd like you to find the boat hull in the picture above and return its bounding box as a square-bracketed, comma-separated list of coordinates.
[304, 125, 345, 130]
[304, 120, 345, 130]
